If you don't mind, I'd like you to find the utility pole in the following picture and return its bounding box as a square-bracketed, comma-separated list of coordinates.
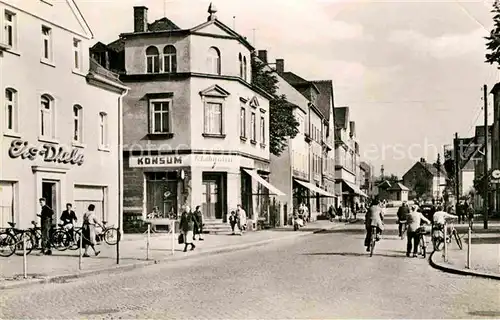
[484, 84, 489, 229]
[436, 154, 441, 202]
[454, 132, 460, 215]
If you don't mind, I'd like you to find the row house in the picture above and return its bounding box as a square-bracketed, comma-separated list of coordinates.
[359, 161, 375, 197]
[0, 0, 127, 229]
[264, 54, 336, 225]
[334, 107, 367, 210]
[93, 5, 285, 230]
[276, 61, 336, 222]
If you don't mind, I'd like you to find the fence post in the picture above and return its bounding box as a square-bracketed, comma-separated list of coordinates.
[23, 234, 27, 279]
[146, 224, 150, 261]
[466, 225, 472, 269]
[79, 230, 83, 270]
[171, 220, 175, 255]
[443, 223, 448, 262]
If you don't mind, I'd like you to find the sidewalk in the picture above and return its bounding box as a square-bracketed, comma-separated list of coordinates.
[429, 227, 500, 280]
[0, 219, 337, 289]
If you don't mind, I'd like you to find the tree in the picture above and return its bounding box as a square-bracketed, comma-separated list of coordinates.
[386, 174, 400, 183]
[251, 57, 299, 156]
[414, 178, 429, 199]
[485, 0, 500, 67]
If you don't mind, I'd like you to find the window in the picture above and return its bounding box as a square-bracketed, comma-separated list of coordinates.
[4, 11, 16, 49]
[204, 102, 222, 134]
[5, 88, 17, 132]
[207, 47, 221, 75]
[0, 181, 15, 228]
[243, 56, 247, 81]
[41, 26, 52, 61]
[150, 100, 171, 133]
[146, 46, 160, 73]
[73, 38, 82, 71]
[99, 112, 108, 147]
[260, 116, 265, 144]
[250, 112, 256, 141]
[40, 95, 55, 138]
[240, 107, 246, 137]
[163, 45, 177, 73]
[73, 105, 83, 142]
[239, 53, 243, 78]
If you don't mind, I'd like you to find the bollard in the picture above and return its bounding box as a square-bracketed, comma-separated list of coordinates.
[443, 223, 448, 262]
[146, 224, 150, 260]
[23, 234, 27, 279]
[466, 226, 472, 269]
[116, 231, 121, 265]
[79, 230, 83, 270]
[171, 220, 175, 255]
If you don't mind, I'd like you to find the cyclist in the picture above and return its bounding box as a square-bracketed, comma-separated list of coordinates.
[60, 203, 78, 241]
[432, 205, 457, 235]
[406, 205, 430, 257]
[397, 201, 410, 237]
[364, 197, 384, 252]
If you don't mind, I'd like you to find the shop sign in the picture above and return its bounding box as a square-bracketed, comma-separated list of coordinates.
[8, 139, 84, 165]
[129, 155, 186, 167]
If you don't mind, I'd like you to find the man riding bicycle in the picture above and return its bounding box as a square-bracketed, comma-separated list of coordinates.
[397, 201, 410, 237]
[432, 205, 457, 235]
[364, 198, 384, 252]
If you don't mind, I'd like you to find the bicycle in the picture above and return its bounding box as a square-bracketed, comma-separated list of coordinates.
[0, 222, 33, 257]
[446, 221, 463, 250]
[26, 221, 71, 252]
[399, 220, 407, 240]
[95, 221, 120, 245]
[369, 226, 378, 257]
[432, 220, 463, 251]
[416, 225, 429, 258]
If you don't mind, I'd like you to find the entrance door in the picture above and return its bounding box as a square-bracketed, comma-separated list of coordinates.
[202, 179, 220, 219]
[42, 181, 57, 222]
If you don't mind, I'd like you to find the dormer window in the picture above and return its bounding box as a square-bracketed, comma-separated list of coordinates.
[207, 46, 221, 75]
[163, 45, 177, 73]
[146, 46, 160, 73]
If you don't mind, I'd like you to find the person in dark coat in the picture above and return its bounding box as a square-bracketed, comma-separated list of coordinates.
[397, 201, 410, 237]
[180, 207, 196, 252]
[38, 198, 54, 255]
[193, 205, 204, 241]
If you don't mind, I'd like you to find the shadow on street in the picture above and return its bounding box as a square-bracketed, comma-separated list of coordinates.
[301, 252, 408, 259]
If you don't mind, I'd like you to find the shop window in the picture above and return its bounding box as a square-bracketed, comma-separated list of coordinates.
[146, 172, 178, 219]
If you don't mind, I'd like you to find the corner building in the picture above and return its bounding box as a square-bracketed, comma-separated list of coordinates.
[99, 5, 279, 226]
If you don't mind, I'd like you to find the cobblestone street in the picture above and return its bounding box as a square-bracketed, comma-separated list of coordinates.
[1, 209, 499, 319]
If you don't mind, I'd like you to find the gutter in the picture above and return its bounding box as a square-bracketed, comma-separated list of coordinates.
[89, 73, 130, 91]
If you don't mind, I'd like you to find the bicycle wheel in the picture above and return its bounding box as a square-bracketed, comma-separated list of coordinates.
[14, 231, 35, 256]
[0, 232, 16, 257]
[104, 228, 120, 245]
[69, 230, 81, 250]
[454, 231, 463, 250]
[370, 228, 376, 257]
[51, 230, 70, 251]
[420, 235, 426, 258]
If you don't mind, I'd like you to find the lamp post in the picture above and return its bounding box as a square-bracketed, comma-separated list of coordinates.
[436, 154, 442, 202]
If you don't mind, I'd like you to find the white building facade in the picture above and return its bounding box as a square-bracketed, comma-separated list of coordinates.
[0, 0, 127, 228]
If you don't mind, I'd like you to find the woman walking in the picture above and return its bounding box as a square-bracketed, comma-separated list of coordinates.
[81, 204, 102, 257]
[180, 206, 196, 252]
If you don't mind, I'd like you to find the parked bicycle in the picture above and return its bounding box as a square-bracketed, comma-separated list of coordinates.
[95, 221, 120, 245]
[0, 222, 33, 257]
[25, 221, 70, 252]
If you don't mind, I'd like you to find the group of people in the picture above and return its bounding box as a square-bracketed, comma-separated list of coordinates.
[38, 198, 102, 258]
[178, 205, 204, 252]
[330, 202, 368, 222]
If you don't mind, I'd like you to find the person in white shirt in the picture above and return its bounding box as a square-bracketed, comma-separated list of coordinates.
[433, 205, 458, 226]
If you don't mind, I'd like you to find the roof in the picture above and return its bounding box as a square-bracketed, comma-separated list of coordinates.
[421, 162, 447, 178]
[107, 38, 125, 52]
[148, 17, 181, 32]
[377, 180, 392, 189]
[88, 57, 123, 84]
[388, 182, 409, 191]
[311, 80, 333, 120]
[359, 161, 371, 173]
[68, 0, 94, 39]
[334, 107, 349, 129]
[282, 72, 308, 85]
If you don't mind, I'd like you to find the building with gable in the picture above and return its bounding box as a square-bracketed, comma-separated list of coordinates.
[402, 158, 447, 201]
[95, 4, 283, 229]
[0, 0, 127, 229]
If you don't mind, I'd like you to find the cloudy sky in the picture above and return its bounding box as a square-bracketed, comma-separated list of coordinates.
[79, 0, 498, 177]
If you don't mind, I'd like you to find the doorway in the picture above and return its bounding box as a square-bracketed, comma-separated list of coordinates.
[42, 181, 57, 222]
[202, 173, 226, 220]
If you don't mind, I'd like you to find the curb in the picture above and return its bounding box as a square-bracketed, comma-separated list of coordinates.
[429, 250, 500, 281]
[0, 227, 328, 290]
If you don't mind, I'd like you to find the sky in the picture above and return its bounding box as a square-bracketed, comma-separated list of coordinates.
[78, 0, 499, 177]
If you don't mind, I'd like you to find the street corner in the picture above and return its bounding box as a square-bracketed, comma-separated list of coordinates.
[429, 250, 500, 281]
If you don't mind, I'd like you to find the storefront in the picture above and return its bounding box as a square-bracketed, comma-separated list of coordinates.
[292, 178, 337, 221]
[125, 153, 284, 225]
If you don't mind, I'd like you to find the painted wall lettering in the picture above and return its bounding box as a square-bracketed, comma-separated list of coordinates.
[8, 139, 85, 165]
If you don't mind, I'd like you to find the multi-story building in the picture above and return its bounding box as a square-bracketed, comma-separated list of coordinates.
[334, 107, 366, 210]
[0, 0, 127, 228]
[472, 125, 493, 210]
[96, 5, 280, 229]
[277, 61, 337, 221]
[359, 161, 374, 197]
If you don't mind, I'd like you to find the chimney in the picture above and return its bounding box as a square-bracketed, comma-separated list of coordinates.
[134, 6, 148, 33]
[276, 59, 284, 74]
[257, 50, 267, 63]
[420, 158, 426, 163]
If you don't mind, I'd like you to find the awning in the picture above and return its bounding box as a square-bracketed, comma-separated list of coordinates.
[243, 169, 285, 196]
[294, 179, 337, 198]
[342, 180, 368, 198]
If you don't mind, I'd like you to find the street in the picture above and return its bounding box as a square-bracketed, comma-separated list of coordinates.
[0, 209, 499, 319]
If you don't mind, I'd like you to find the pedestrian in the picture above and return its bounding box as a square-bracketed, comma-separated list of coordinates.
[229, 210, 237, 234]
[179, 206, 196, 252]
[193, 205, 204, 241]
[236, 204, 247, 235]
[397, 201, 410, 238]
[465, 201, 474, 228]
[81, 204, 102, 257]
[328, 205, 336, 221]
[38, 198, 54, 255]
[337, 204, 343, 222]
[60, 203, 78, 242]
[405, 205, 430, 258]
[344, 206, 350, 222]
